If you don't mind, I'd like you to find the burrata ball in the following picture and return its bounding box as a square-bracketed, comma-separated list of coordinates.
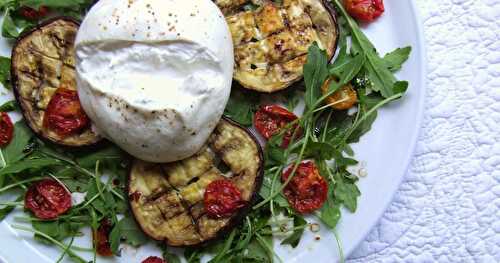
[75, 0, 234, 162]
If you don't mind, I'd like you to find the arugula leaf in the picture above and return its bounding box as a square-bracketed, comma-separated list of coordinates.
[332, 0, 409, 98]
[303, 141, 338, 160]
[184, 248, 202, 263]
[85, 181, 114, 215]
[115, 216, 148, 247]
[56, 168, 90, 192]
[208, 229, 236, 263]
[317, 181, 341, 229]
[76, 145, 125, 169]
[108, 216, 149, 255]
[281, 215, 306, 248]
[330, 53, 366, 85]
[282, 85, 303, 112]
[2, 121, 33, 164]
[0, 195, 22, 221]
[363, 50, 397, 97]
[0, 100, 17, 112]
[0, 56, 11, 90]
[32, 220, 82, 243]
[0, 158, 60, 176]
[2, 10, 19, 38]
[334, 172, 360, 212]
[108, 221, 121, 255]
[243, 238, 273, 262]
[263, 133, 287, 168]
[223, 86, 260, 126]
[162, 246, 181, 263]
[347, 113, 376, 143]
[393, 80, 409, 94]
[383, 46, 412, 72]
[0, 203, 16, 221]
[19, 0, 87, 9]
[259, 175, 289, 209]
[303, 43, 329, 110]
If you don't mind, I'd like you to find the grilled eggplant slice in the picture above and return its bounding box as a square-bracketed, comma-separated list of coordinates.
[11, 17, 101, 147]
[215, 0, 339, 92]
[129, 118, 263, 247]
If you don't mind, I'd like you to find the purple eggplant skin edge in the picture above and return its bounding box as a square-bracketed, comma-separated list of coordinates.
[11, 16, 104, 148]
[127, 116, 265, 248]
[235, 0, 340, 93]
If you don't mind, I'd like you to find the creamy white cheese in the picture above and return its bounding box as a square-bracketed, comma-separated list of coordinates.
[75, 0, 234, 162]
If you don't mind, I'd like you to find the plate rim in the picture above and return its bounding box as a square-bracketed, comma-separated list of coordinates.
[343, 0, 428, 259]
[0, 1, 428, 261]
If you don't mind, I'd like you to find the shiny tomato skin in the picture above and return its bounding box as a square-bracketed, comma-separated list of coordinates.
[204, 180, 246, 219]
[254, 105, 300, 147]
[94, 218, 113, 257]
[282, 161, 328, 214]
[142, 256, 165, 263]
[24, 179, 71, 220]
[344, 0, 385, 22]
[321, 78, 358, 110]
[0, 112, 14, 147]
[44, 88, 90, 137]
[19, 6, 49, 20]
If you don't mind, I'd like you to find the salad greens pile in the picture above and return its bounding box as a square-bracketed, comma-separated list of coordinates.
[0, 0, 411, 262]
[0, 103, 149, 262]
[0, 0, 94, 38]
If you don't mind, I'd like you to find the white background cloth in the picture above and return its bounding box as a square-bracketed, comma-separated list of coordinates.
[348, 0, 500, 262]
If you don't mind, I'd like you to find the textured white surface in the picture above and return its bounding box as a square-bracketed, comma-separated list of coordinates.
[349, 0, 500, 262]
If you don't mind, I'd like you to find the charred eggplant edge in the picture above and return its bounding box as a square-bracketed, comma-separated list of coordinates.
[127, 116, 264, 248]
[11, 16, 103, 148]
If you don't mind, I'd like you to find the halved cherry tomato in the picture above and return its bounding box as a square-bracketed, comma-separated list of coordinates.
[24, 179, 71, 219]
[0, 112, 14, 147]
[44, 88, 90, 137]
[19, 6, 49, 20]
[93, 218, 113, 257]
[344, 0, 385, 23]
[282, 161, 328, 214]
[204, 180, 246, 219]
[321, 78, 358, 110]
[142, 256, 165, 263]
[254, 105, 301, 148]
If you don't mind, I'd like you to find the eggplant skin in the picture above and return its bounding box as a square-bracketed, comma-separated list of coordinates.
[11, 17, 102, 148]
[216, 0, 340, 93]
[128, 117, 264, 247]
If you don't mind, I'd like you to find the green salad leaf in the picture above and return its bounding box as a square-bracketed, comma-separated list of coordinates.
[383, 46, 412, 72]
[0, 56, 11, 90]
[224, 86, 260, 126]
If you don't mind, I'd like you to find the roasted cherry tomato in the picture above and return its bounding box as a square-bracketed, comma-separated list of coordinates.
[254, 105, 301, 148]
[344, 0, 384, 23]
[93, 218, 113, 257]
[44, 88, 90, 137]
[321, 78, 358, 110]
[0, 112, 14, 147]
[19, 6, 49, 20]
[24, 179, 71, 219]
[204, 180, 246, 219]
[282, 161, 328, 214]
[142, 256, 166, 263]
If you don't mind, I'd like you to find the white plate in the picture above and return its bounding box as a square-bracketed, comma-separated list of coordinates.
[0, 0, 426, 262]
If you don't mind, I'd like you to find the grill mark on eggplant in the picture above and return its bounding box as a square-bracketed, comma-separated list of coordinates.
[12, 17, 101, 147]
[23, 48, 76, 69]
[157, 162, 211, 235]
[216, 0, 338, 92]
[129, 118, 263, 247]
[144, 189, 171, 203]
